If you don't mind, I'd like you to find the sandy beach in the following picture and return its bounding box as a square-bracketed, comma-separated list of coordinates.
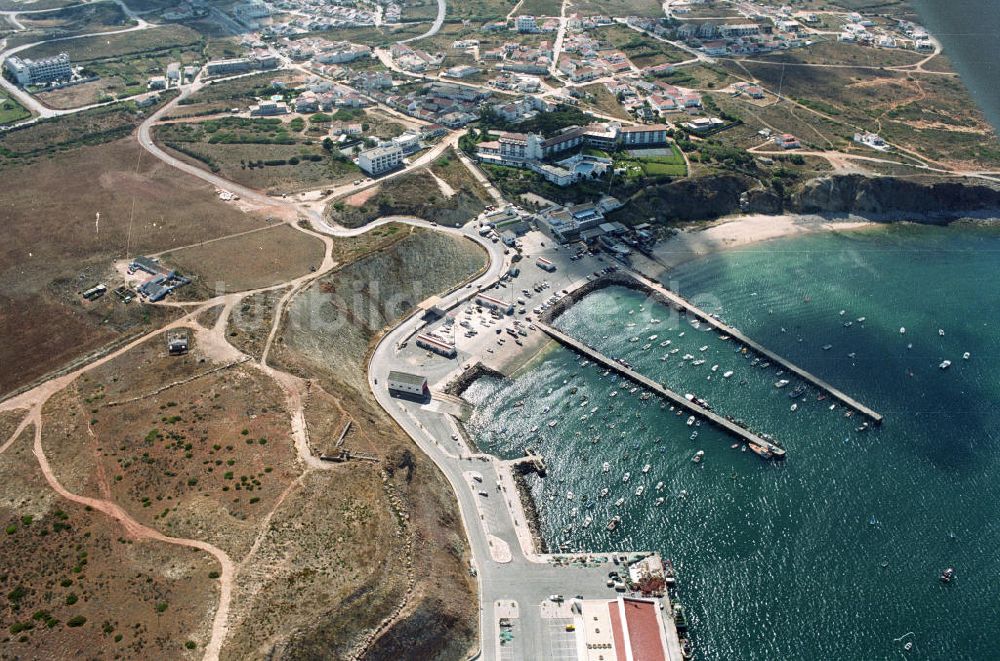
[636, 214, 876, 275]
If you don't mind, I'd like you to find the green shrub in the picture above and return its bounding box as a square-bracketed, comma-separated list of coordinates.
[67, 615, 87, 627]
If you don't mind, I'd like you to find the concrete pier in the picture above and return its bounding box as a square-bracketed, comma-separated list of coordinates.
[536, 322, 786, 458]
[624, 271, 883, 425]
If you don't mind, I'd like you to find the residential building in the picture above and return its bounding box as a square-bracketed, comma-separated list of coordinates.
[515, 15, 538, 33]
[358, 144, 403, 175]
[4, 53, 71, 86]
[773, 133, 800, 149]
[620, 124, 671, 146]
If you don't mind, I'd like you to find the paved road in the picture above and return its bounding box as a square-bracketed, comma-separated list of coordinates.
[0, 0, 152, 119]
[400, 0, 446, 44]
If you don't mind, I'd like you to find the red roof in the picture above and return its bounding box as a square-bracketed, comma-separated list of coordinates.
[622, 598, 666, 661]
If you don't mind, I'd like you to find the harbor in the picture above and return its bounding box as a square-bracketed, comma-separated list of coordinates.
[536, 321, 787, 459]
[619, 271, 884, 426]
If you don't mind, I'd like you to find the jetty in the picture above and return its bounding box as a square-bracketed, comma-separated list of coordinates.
[624, 272, 883, 425]
[536, 322, 786, 458]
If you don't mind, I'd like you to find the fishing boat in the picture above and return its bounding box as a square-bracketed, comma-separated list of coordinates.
[774, 379, 790, 388]
[748, 443, 772, 459]
[600, 488, 609, 498]
[607, 516, 621, 531]
[940, 567, 955, 583]
[719, 335, 729, 341]
[692, 450, 704, 464]
[642, 464, 651, 474]
[939, 360, 951, 369]
[622, 472, 631, 483]
[615, 497, 625, 507]
[602, 462, 611, 473]
[788, 385, 806, 399]
[582, 516, 592, 528]
[635, 485, 644, 497]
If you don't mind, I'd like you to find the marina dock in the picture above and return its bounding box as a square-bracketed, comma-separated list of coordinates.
[536, 322, 786, 458]
[623, 272, 884, 425]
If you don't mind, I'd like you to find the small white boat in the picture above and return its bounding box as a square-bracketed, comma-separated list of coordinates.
[679, 332, 685, 337]
[900, 327, 906, 334]
[623, 472, 631, 483]
[642, 464, 651, 474]
[686, 416, 696, 426]
[774, 379, 790, 388]
[530, 425, 539, 433]
[711, 364, 719, 372]
[649, 335, 658, 341]
[692, 450, 704, 464]
[699, 345, 708, 352]
[857, 317, 866, 323]
[963, 352, 971, 360]
[939, 360, 951, 369]
[723, 370, 734, 378]
[615, 497, 625, 507]
[655, 481, 665, 492]
[548, 420, 558, 427]
[582, 516, 592, 528]
[602, 461, 611, 473]
[660, 340, 671, 347]
[655, 497, 665, 506]
[566, 491, 575, 501]
[938, 329, 945, 337]
[839, 310, 846, 316]
[635, 485, 645, 496]
[692, 359, 705, 366]
[790, 403, 798, 411]
[600, 488, 609, 498]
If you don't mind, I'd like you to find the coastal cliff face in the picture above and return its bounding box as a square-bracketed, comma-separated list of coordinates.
[621, 173, 1000, 223]
[790, 175, 1000, 218]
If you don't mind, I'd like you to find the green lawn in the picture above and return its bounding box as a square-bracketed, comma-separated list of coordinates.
[616, 144, 687, 178]
[0, 96, 31, 125]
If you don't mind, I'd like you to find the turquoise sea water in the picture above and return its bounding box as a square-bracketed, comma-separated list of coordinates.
[464, 224, 1000, 660]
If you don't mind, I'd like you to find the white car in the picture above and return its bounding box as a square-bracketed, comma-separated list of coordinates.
[549, 594, 564, 602]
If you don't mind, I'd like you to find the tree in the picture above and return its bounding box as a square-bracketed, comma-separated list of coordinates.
[322, 137, 334, 152]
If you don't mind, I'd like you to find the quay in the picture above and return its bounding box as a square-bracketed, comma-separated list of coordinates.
[536, 322, 786, 458]
[623, 271, 883, 425]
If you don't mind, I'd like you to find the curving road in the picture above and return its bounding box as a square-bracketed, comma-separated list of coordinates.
[0, 0, 152, 119]
[400, 0, 446, 44]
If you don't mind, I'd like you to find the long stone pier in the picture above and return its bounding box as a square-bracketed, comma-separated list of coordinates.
[536, 322, 786, 458]
[624, 271, 883, 425]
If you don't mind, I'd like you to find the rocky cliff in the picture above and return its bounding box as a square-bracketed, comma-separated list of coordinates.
[789, 174, 1000, 218]
[620, 173, 1000, 224]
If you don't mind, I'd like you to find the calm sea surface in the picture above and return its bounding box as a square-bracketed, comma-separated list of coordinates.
[465, 224, 1000, 659]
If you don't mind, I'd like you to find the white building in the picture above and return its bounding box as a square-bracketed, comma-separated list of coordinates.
[515, 15, 538, 33]
[358, 144, 403, 175]
[387, 371, 429, 398]
[4, 53, 71, 86]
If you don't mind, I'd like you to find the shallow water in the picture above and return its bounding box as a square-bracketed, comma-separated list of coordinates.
[465, 224, 1000, 659]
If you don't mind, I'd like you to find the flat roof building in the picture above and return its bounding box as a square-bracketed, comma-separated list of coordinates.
[358, 144, 403, 175]
[415, 333, 457, 358]
[5, 52, 71, 86]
